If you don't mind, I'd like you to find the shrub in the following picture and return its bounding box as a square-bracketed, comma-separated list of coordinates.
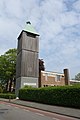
[19, 86, 80, 108]
[0, 93, 16, 99]
[0, 87, 3, 93]
[23, 85, 32, 89]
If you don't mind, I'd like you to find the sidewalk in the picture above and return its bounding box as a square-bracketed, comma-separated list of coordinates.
[0, 98, 80, 119]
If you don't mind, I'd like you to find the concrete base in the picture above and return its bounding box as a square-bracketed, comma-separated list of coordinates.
[15, 77, 38, 97]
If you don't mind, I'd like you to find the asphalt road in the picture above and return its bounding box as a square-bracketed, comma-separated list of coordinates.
[0, 102, 79, 120]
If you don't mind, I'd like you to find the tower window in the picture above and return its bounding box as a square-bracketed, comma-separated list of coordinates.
[27, 32, 36, 38]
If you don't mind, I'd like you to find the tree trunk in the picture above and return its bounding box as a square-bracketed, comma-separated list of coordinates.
[9, 79, 12, 92]
[13, 78, 16, 92]
[6, 80, 9, 91]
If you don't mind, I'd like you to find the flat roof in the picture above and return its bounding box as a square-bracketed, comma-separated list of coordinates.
[41, 71, 64, 76]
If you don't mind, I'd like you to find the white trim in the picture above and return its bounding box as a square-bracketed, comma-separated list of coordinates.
[41, 71, 64, 76]
[70, 80, 80, 83]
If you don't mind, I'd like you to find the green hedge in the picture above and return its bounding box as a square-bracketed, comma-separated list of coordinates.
[19, 85, 80, 108]
[0, 93, 16, 99]
[0, 87, 3, 93]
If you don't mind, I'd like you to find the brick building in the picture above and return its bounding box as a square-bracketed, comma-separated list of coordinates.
[41, 71, 65, 87]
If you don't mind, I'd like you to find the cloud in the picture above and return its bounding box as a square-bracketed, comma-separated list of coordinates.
[0, 17, 21, 53]
[1, 0, 22, 18]
[0, 0, 80, 78]
[73, 0, 80, 12]
[60, 11, 80, 27]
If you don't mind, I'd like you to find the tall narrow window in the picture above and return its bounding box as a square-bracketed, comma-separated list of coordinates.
[57, 75, 60, 81]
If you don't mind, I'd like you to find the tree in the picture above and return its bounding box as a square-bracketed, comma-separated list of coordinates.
[39, 59, 45, 87]
[0, 48, 45, 91]
[75, 73, 80, 81]
[0, 48, 17, 92]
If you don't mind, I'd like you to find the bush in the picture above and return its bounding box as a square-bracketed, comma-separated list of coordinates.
[19, 86, 80, 108]
[23, 85, 32, 89]
[0, 93, 16, 99]
[0, 87, 3, 93]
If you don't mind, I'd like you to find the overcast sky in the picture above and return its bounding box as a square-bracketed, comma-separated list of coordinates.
[0, 0, 80, 78]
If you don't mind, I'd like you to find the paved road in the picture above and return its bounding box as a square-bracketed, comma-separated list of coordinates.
[0, 102, 79, 120]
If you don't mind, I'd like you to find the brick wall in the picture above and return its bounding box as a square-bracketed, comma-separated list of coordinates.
[41, 71, 65, 87]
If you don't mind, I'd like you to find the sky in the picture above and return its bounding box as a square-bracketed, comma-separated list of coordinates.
[0, 0, 80, 79]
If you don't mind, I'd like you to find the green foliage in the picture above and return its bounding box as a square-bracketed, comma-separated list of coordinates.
[0, 48, 17, 91]
[19, 86, 80, 108]
[72, 83, 80, 87]
[0, 87, 3, 93]
[23, 85, 32, 89]
[75, 73, 80, 81]
[0, 93, 16, 99]
[0, 48, 17, 81]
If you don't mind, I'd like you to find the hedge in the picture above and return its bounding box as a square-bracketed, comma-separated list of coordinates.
[0, 87, 3, 93]
[19, 85, 80, 108]
[0, 93, 16, 99]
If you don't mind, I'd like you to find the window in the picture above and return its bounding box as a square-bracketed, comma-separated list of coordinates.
[57, 75, 60, 81]
[43, 85, 48, 87]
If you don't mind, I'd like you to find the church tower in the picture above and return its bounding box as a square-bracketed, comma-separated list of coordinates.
[15, 22, 39, 96]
